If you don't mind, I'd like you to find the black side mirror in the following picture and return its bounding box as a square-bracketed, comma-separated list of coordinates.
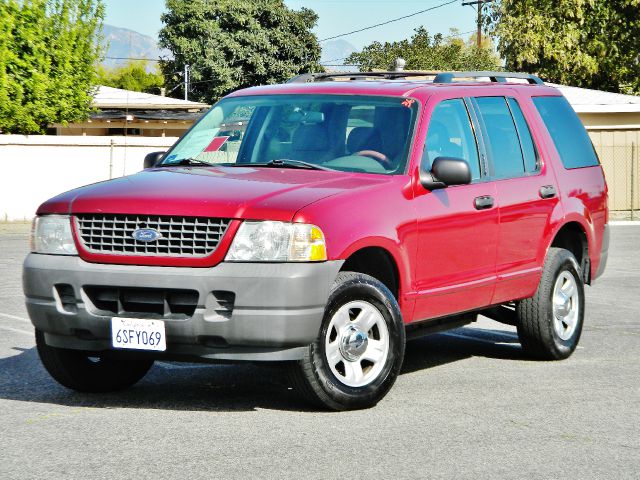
[143, 151, 166, 169]
[419, 156, 472, 190]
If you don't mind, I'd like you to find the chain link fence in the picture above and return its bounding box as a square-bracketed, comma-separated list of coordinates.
[595, 142, 639, 219]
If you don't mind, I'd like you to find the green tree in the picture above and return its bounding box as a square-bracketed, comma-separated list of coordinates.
[345, 27, 502, 72]
[159, 0, 322, 104]
[0, 0, 104, 134]
[97, 61, 164, 94]
[488, 0, 640, 94]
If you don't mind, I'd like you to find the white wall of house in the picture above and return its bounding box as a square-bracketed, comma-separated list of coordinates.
[0, 135, 178, 221]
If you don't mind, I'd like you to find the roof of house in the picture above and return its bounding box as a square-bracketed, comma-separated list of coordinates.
[552, 84, 640, 113]
[94, 86, 209, 110]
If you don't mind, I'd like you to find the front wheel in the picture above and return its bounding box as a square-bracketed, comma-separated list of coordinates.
[36, 329, 154, 392]
[516, 247, 585, 360]
[289, 272, 405, 411]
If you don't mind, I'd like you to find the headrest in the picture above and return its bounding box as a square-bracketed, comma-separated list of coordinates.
[292, 124, 329, 151]
[347, 127, 382, 154]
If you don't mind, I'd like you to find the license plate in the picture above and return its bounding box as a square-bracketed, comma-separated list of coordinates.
[111, 317, 166, 352]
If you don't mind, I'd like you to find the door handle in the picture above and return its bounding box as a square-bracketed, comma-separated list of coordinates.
[474, 195, 495, 210]
[539, 185, 557, 199]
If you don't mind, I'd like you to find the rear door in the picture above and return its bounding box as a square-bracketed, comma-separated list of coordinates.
[412, 95, 499, 321]
[470, 95, 560, 303]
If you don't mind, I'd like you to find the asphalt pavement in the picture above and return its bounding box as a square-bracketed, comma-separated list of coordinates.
[0, 222, 638, 479]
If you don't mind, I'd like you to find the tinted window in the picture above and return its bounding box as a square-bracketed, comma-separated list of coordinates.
[507, 98, 539, 173]
[533, 96, 599, 169]
[475, 97, 525, 179]
[424, 99, 481, 180]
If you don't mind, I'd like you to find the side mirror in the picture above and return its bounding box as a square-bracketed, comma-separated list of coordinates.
[144, 151, 166, 169]
[419, 156, 472, 190]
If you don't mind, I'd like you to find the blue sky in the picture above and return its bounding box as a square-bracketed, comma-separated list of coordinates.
[103, 0, 478, 50]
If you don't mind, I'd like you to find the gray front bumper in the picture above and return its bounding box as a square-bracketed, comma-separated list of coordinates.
[23, 254, 342, 361]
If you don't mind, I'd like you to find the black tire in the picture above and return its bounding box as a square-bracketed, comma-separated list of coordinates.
[516, 247, 585, 360]
[35, 329, 154, 392]
[289, 272, 405, 411]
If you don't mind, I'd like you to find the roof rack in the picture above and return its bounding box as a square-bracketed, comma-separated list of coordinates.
[287, 70, 544, 85]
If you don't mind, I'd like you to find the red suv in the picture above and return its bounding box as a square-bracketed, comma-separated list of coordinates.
[24, 71, 609, 410]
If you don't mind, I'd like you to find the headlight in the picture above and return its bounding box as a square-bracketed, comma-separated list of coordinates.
[226, 221, 327, 262]
[31, 215, 78, 255]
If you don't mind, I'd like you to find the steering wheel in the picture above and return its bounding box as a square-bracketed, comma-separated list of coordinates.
[355, 150, 394, 169]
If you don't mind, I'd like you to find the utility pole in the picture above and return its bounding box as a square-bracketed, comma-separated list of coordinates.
[462, 0, 493, 48]
[184, 64, 190, 101]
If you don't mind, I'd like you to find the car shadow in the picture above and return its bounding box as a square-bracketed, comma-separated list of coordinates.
[403, 326, 524, 374]
[0, 326, 524, 412]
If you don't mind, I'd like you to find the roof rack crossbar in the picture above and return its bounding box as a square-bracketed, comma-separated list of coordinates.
[432, 71, 544, 85]
[287, 70, 544, 85]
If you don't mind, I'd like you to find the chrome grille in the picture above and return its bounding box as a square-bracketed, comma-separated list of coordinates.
[75, 214, 231, 257]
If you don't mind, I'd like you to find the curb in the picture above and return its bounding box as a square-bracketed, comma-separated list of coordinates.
[609, 220, 640, 226]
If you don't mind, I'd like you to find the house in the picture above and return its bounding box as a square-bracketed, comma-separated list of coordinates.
[52, 86, 209, 137]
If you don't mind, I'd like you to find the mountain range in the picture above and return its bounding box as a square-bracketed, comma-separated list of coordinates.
[319, 39, 358, 71]
[101, 24, 168, 70]
[100, 24, 358, 72]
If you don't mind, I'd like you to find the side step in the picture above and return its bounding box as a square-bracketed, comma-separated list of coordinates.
[405, 312, 477, 341]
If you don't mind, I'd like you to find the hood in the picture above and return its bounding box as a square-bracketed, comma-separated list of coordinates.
[38, 166, 389, 221]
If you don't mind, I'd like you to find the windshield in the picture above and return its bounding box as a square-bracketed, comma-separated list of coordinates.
[160, 94, 419, 175]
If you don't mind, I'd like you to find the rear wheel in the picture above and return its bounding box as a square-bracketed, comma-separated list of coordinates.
[36, 329, 154, 392]
[516, 247, 585, 360]
[289, 272, 405, 411]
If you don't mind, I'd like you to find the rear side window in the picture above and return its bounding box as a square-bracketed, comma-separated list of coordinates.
[507, 98, 539, 173]
[474, 97, 525, 179]
[533, 96, 599, 169]
[424, 99, 481, 180]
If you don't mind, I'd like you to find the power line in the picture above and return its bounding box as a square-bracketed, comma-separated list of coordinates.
[104, 56, 162, 62]
[442, 28, 477, 40]
[106, 24, 477, 68]
[320, 57, 351, 64]
[319, 29, 477, 65]
[319, 0, 459, 42]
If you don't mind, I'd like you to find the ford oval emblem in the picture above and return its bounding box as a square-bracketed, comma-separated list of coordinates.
[132, 228, 162, 242]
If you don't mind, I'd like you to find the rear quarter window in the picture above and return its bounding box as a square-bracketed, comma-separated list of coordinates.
[532, 96, 600, 169]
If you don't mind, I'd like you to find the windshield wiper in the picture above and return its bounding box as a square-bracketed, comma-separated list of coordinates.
[164, 158, 337, 171]
[163, 158, 215, 167]
[260, 159, 336, 171]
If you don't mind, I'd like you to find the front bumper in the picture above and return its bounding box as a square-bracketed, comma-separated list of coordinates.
[23, 254, 342, 361]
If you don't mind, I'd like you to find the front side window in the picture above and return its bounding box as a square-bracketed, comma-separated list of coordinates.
[160, 95, 419, 175]
[533, 96, 600, 169]
[474, 97, 525, 179]
[423, 99, 481, 180]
